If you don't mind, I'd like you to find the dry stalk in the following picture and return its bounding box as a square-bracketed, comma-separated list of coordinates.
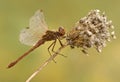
[26, 43, 68, 82]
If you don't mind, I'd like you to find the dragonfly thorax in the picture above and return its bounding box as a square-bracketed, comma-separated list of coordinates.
[42, 27, 65, 41]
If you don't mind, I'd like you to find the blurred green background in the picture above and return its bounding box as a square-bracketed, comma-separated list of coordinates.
[0, 0, 120, 82]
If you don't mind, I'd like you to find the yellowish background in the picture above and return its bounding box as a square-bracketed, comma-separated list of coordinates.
[0, 0, 120, 82]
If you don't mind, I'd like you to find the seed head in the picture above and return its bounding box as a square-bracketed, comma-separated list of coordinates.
[66, 9, 116, 54]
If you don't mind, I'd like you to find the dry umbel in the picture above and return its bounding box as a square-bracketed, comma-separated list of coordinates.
[66, 9, 116, 54]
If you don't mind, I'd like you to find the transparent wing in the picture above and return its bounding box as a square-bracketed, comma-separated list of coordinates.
[19, 10, 48, 46]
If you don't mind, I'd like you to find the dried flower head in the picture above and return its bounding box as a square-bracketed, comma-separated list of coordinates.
[66, 9, 116, 54]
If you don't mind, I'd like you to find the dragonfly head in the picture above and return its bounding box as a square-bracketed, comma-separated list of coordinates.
[58, 26, 65, 36]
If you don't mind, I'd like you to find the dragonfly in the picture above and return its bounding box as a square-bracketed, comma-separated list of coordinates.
[8, 10, 65, 68]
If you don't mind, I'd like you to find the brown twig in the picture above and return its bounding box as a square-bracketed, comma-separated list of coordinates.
[26, 43, 68, 82]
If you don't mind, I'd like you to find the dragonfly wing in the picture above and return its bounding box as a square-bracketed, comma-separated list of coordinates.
[20, 10, 48, 46]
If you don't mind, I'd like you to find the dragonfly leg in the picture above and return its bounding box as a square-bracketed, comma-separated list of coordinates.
[57, 37, 64, 46]
[48, 40, 56, 56]
[51, 39, 67, 58]
[48, 40, 57, 63]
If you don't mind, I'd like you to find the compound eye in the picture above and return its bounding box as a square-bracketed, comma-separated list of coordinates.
[58, 26, 65, 35]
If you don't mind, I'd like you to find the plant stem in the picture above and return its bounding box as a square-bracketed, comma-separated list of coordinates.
[26, 43, 68, 82]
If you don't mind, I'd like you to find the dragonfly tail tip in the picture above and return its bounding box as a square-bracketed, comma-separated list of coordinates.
[7, 61, 17, 69]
